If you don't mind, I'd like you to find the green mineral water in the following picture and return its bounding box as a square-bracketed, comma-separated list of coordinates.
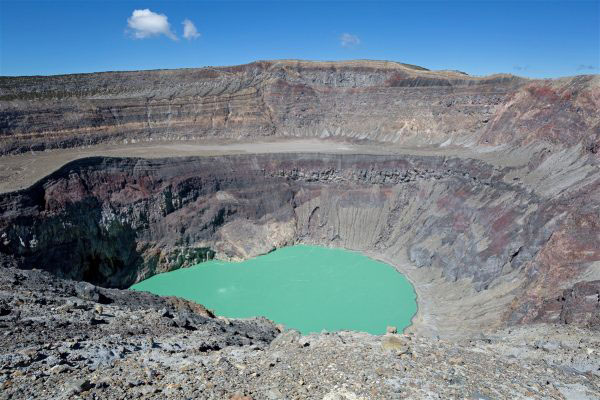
[131, 245, 416, 335]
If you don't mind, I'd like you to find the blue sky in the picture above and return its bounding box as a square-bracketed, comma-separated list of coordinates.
[1, 0, 598, 77]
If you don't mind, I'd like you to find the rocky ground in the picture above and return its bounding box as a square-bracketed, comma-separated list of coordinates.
[1, 266, 598, 400]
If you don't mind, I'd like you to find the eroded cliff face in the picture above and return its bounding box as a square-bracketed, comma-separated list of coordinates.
[1, 60, 598, 337]
[1, 60, 598, 154]
[0, 153, 598, 336]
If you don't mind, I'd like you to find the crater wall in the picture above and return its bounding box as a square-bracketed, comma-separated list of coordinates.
[1, 154, 598, 337]
[2, 60, 598, 154]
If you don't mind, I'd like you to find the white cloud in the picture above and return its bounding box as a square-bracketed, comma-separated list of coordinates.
[340, 33, 360, 48]
[127, 9, 177, 40]
[182, 19, 200, 40]
[577, 64, 598, 71]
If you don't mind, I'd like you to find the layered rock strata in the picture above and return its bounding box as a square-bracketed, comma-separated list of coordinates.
[1, 60, 598, 154]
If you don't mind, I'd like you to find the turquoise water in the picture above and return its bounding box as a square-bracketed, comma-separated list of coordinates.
[131, 245, 417, 335]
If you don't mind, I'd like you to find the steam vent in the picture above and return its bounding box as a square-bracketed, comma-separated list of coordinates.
[0, 60, 599, 399]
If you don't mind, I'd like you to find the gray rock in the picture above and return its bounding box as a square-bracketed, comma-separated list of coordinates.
[66, 378, 92, 395]
[75, 282, 100, 302]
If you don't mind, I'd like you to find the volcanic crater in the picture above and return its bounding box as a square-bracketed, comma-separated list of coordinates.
[0, 60, 599, 399]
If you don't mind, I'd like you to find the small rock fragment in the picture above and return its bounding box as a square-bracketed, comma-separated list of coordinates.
[382, 334, 409, 354]
[66, 378, 93, 395]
